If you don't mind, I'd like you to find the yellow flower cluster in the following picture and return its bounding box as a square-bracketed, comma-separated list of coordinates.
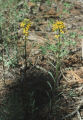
[54, 35, 60, 39]
[52, 21, 65, 39]
[52, 21, 65, 32]
[20, 19, 31, 36]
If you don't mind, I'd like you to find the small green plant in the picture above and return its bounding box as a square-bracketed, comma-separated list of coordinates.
[69, 32, 76, 38]
[64, 2, 72, 8]
[80, 27, 83, 31]
[46, 0, 52, 6]
[78, 35, 83, 39]
[63, 2, 73, 14]
[63, 8, 70, 14]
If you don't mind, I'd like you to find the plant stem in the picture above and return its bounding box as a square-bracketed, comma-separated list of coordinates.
[24, 36, 27, 69]
[2, 45, 6, 87]
[24, 36, 27, 81]
[55, 30, 61, 87]
[1, 26, 6, 87]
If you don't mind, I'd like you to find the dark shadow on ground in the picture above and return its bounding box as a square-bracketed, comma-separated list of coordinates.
[0, 67, 54, 120]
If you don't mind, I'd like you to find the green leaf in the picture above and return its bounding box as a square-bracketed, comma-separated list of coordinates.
[78, 35, 83, 39]
[49, 44, 56, 52]
[0, 56, 2, 61]
[48, 71, 55, 83]
[69, 32, 76, 38]
[80, 27, 83, 31]
[40, 46, 47, 55]
[48, 61, 56, 69]
[47, 81, 52, 91]
[64, 2, 71, 8]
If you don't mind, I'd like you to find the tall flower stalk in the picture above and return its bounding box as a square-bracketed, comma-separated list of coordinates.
[1, 25, 6, 86]
[52, 21, 65, 87]
[20, 19, 31, 117]
[20, 19, 31, 70]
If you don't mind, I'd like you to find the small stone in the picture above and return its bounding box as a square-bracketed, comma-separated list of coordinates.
[30, 49, 40, 56]
[67, 24, 72, 29]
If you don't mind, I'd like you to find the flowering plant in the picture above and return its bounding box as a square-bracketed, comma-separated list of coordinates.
[40, 20, 76, 87]
[52, 21, 66, 86]
[20, 19, 31, 69]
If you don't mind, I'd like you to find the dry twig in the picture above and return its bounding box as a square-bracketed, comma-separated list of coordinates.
[62, 99, 83, 119]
